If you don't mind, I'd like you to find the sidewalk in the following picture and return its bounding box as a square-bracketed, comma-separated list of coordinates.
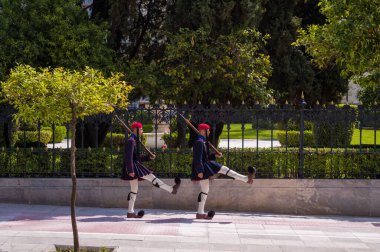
[0, 203, 380, 252]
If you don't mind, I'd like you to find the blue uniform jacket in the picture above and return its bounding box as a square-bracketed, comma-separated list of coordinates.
[121, 133, 152, 180]
[191, 135, 223, 180]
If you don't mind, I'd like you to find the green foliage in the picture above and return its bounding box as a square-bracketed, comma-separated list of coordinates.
[295, 0, 380, 89]
[2, 147, 379, 179]
[1, 65, 133, 125]
[102, 133, 147, 148]
[0, 0, 114, 80]
[260, 0, 348, 105]
[165, 0, 267, 37]
[93, 0, 167, 61]
[276, 130, 314, 147]
[358, 86, 380, 106]
[102, 133, 125, 148]
[312, 122, 355, 147]
[15, 130, 52, 147]
[42, 126, 67, 143]
[276, 120, 313, 131]
[159, 28, 272, 105]
[162, 132, 189, 148]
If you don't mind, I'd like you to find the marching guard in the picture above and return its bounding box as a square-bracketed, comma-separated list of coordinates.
[192, 123, 256, 220]
[121, 121, 181, 218]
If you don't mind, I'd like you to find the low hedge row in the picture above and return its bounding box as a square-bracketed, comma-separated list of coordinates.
[0, 148, 378, 179]
[101, 133, 147, 147]
[42, 126, 67, 143]
[14, 130, 52, 147]
[276, 131, 314, 147]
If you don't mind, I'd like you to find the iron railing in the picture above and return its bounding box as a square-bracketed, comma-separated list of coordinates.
[0, 102, 379, 179]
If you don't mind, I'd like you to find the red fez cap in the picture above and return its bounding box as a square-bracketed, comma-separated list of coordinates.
[197, 123, 210, 130]
[131, 121, 143, 129]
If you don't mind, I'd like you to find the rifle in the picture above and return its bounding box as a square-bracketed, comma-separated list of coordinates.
[177, 113, 222, 156]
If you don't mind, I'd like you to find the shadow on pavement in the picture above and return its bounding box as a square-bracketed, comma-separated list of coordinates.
[146, 218, 232, 224]
[79, 217, 126, 222]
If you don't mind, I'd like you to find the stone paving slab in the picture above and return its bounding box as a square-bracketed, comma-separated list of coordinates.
[0, 203, 380, 252]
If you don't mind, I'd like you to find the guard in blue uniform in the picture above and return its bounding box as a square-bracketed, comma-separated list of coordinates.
[122, 121, 181, 218]
[192, 123, 256, 220]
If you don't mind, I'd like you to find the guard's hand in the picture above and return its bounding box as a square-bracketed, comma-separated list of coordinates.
[128, 172, 135, 177]
[198, 172, 204, 179]
[215, 152, 223, 158]
[149, 154, 156, 160]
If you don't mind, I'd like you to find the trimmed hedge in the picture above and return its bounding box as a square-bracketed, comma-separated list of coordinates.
[1, 147, 379, 179]
[276, 130, 314, 147]
[162, 132, 189, 148]
[14, 130, 52, 147]
[312, 122, 354, 147]
[102, 133, 147, 148]
[276, 119, 313, 131]
[42, 126, 67, 143]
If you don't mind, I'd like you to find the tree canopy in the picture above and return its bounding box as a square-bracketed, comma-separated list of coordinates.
[1, 65, 132, 125]
[0, 0, 114, 80]
[158, 28, 272, 106]
[295, 0, 380, 89]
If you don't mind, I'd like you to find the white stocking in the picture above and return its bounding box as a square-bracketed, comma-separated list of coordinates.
[142, 173, 173, 193]
[219, 166, 248, 183]
[197, 179, 210, 214]
[128, 179, 138, 214]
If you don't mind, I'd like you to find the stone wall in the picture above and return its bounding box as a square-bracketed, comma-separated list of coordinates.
[1, 178, 379, 216]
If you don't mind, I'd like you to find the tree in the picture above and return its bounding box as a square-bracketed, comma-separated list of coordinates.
[165, 0, 266, 37]
[0, 0, 114, 80]
[91, 0, 168, 61]
[295, 0, 380, 89]
[157, 28, 272, 147]
[159, 28, 272, 106]
[259, 0, 348, 105]
[1, 65, 132, 252]
[0, 0, 116, 147]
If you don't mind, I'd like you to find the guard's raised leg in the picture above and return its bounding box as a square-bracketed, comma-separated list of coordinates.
[142, 173, 181, 194]
[218, 165, 256, 184]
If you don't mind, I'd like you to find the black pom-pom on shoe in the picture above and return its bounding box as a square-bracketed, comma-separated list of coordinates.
[137, 210, 145, 217]
[174, 177, 181, 184]
[248, 166, 256, 174]
[207, 210, 215, 219]
[247, 166, 256, 184]
[172, 177, 181, 194]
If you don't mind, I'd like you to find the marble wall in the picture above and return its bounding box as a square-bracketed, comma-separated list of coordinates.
[1, 178, 379, 216]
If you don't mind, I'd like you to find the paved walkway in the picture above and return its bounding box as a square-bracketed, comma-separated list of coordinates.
[219, 139, 281, 148]
[1, 203, 380, 252]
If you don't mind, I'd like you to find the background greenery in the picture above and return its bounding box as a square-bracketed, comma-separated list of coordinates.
[1, 147, 378, 179]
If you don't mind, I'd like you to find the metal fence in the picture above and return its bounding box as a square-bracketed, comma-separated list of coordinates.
[0, 102, 379, 179]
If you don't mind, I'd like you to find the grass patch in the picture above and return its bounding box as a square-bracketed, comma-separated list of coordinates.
[220, 124, 379, 146]
[351, 129, 380, 145]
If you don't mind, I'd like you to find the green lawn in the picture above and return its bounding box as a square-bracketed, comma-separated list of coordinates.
[145, 123, 379, 145]
[351, 129, 380, 145]
[219, 124, 380, 145]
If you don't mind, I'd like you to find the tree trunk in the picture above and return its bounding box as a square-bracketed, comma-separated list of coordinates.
[70, 106, 79, 251]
